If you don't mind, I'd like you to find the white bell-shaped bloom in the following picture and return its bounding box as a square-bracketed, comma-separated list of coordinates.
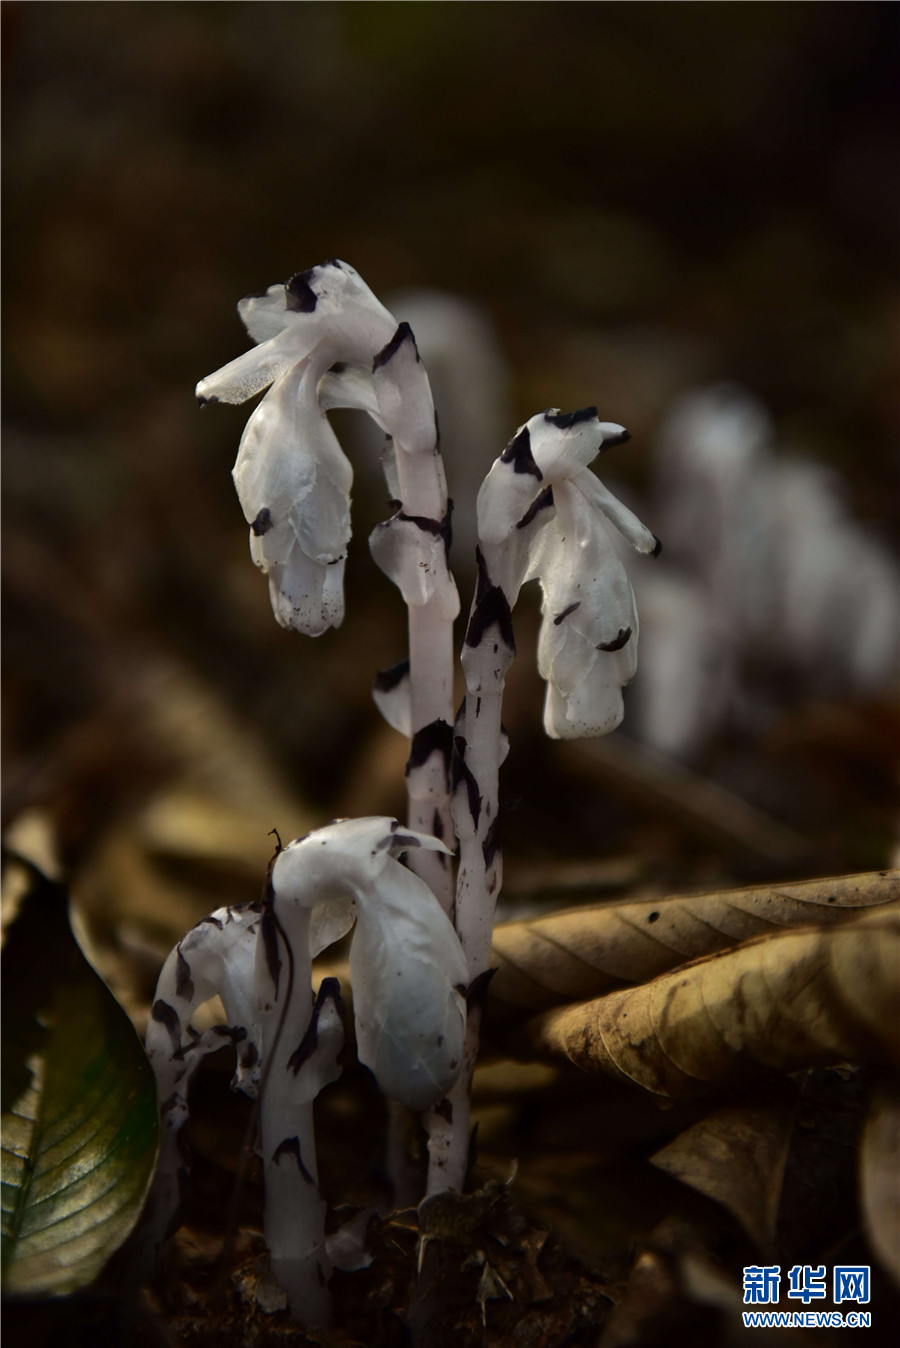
[272, 818, 467, 1111]
[477, 408, 659, 739]
[197, 261, 440, 635]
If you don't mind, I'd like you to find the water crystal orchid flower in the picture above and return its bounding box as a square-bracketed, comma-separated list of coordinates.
[476, 407, 661, 738]
[433, 408, 661, 1194]
[196, 260, 454, 637]
[143, 904, 267, 1265]
[270, 817, 467, 1111]
[144, 817, 466, 1321]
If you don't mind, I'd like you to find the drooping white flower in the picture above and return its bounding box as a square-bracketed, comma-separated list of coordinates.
[144, 815, 466, 1307]
[146, 902, 264, 1102]
[475, 408, 660, 739]
[143, 901, 274, 1267]
[271, 817, 468, 1111]
[197, 261, 444, 635]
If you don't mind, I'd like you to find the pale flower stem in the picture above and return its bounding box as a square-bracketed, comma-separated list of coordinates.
[426, 548, 511, 1195]
[385, 1098, 427, 1209]
[259, 907, 332, 1325]
[404, 600, 455, 912]
[390, 445, 456, 915]
[260, 1100, 329, 1324]
[453, 685, 504, 976]
[376, 441, 458, 1195]
[424, 1007, 481, 1196]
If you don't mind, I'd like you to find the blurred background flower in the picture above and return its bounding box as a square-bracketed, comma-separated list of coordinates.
[3, 3, 898, 987]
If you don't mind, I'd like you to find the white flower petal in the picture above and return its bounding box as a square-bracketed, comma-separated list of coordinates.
[349, 857, 466, 1110]
[233, 361, 352, 630]
[529, 407, 616, 477]
[269, 819, 463, 1109]
[290, 468, 351, 565]
[196, 328, 303, 406]
[476, 425, 547, 547]
[477, 410, 633, 547]
[575, 468, 660, 556]
[310, 897, 356, 958]
[250, 516, 295, 570]
[282, 261, 397, 367]
[232, 364, 318, 532]
[525, 479, 640, 739]
[268, 544, 345, 635]
[238, 284, 292, 344]
[204, 261, 397, 406]
[543, 667, 625, 739]
[539, 483, 640, 650]
[272, 817, 451, 909]
[146, 904, 264, 1099]
[317, 361, 386, 431]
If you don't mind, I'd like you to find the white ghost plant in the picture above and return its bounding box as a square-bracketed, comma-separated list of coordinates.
[188, 261, 662, 1300]
[431, 408, 660, 1193]
[145, 818, 466, 1323]
[198, 260, 458, 913]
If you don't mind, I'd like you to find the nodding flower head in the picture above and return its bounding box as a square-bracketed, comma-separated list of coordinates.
[146, 902, 265, 1111]
[272, 818, 468, 1112]
[475, 408, 660, 739]
[197, 261, 438, 636]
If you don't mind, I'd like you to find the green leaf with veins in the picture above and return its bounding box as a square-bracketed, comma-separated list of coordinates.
[1, 858, 158, 1298]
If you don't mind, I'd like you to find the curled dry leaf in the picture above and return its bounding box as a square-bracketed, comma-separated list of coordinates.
[488, 870, 899, 1025]
[649, 1099, 796, 1251]
[516, 906, 900, 1096]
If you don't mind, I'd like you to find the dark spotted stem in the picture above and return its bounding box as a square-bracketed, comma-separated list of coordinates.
[371, 324, 456, 916]
[395, 454, 455, 913]
[370, 327, 458, 1204]
[257, 902, 330, 1325]
[426, 546, 514, 1194]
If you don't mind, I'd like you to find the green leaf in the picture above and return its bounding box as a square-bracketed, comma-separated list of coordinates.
[1, 858, 159, 1298]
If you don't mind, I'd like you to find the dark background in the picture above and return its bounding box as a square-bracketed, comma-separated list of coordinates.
[3, 2, 898, 960]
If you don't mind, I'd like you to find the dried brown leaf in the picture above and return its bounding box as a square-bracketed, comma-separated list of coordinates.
[649, 1100, 796, 1250]
[489, 870, 899, 1024]
[517, 907, 900, 1095]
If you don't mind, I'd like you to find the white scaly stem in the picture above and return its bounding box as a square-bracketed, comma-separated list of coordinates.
[369, 333, 459, 1202]
[382, 424, 456, 915]
[426, 545, 513, 1194]
[258, 905, 331, 1326]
